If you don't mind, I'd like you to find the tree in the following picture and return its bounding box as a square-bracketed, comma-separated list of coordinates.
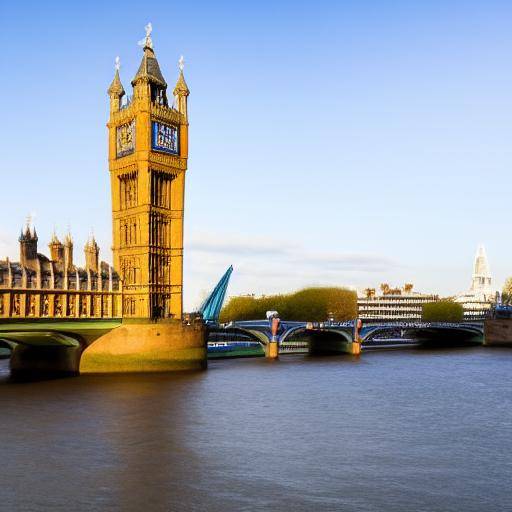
[220, 287, 357, 323]
[422, 300, 463, 323]
[364, 288, 375, 299]
[403, 283, 414, 294]
[380, 283, 390, 295]
[502, 277, 512, 304]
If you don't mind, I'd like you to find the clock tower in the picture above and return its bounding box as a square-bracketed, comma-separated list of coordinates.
[107, 24, 189, 320]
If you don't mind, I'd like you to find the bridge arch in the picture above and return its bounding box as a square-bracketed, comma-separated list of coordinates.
[279, 325, 353, 344]
[218, 326, 271, 346]
[360, 323, 484, 344]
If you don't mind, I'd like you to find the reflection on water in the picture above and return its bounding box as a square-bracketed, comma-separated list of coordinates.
[0, 348, 511, 512]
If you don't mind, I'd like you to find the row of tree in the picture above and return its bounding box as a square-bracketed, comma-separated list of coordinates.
[364, 283, 414, 298]
[219, 287, 358, 323]
[220, 287, 464, 323]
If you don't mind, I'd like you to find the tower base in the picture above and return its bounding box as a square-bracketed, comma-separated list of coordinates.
[79, 319, 207, 373]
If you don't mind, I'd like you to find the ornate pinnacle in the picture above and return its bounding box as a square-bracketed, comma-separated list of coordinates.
[138, 22, 153, 50]
[174, 55, 190, 96]
[108, 56, 125, 97]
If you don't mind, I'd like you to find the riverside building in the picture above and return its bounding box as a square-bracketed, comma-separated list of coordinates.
[0, 226, 121, 318]
[455, 245, 496, 321]
[357, 288, 439, 322]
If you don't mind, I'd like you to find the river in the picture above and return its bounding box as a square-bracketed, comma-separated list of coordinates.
[0, 347, 511, 511]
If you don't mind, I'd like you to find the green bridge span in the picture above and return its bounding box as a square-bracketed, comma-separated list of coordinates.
[0, 318, 122, 376]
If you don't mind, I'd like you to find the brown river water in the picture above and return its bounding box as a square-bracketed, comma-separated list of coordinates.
[0, 347, 511, 512]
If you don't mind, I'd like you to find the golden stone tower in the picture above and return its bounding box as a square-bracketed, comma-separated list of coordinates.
[107, 24, 189, 320]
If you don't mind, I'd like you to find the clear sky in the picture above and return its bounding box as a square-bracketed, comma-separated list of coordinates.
[1, 0, 511, 309]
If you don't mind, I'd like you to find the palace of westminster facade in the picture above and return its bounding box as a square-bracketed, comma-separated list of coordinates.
[0, 26, 190, 320]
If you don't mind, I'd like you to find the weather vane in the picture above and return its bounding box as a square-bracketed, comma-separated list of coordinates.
[138, 22, 153, 49]
[115, 56, 121, 71]
[178, 55, 185, 72]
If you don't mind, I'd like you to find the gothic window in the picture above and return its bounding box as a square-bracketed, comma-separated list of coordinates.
[121, 257, 139, 285]
[121, 217, 138, 248]
[27, 272, 36, 289]
[42, 295, 49, 316]
[42, 273, 51, 289]
[80, 296, 88, 317]
[13, 272, 21, 287]
[55, 295, 63, 317]
[151, 171, 175, 209]
[102, 295, 109, 317]
[119, 172, 138, 209]
[68, 295, 76, 317]
[28, 295, 37, 316]
[123, 297, 136, 315]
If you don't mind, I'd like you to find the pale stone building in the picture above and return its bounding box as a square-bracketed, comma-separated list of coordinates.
[0, 224, 121, 318]
[455, 245, 496, 321]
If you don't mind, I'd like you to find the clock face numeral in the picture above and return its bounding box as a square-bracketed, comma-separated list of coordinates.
[152, 122, 179, 154]
[117, 121, 135, 157]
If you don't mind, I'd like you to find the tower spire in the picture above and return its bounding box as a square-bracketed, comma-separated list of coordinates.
[108, 56, 125, 97]
[132, 22, 167, 88]
[470, 244, 493, 299]
[174, 55, 189, 117]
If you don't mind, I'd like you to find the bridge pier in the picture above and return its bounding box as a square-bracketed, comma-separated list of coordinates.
[265, 341, 279, 359]
[350, 340, 361, 355]
[80, 319, 208, 373]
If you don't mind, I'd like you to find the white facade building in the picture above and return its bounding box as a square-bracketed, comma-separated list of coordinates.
[455, 245, 496, 321]
[358, 292, 439, 322]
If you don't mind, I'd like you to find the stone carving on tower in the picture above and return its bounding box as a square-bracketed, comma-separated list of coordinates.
[107, 24, 189, 319]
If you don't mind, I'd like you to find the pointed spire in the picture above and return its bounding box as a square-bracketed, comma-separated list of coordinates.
[64, 229, 73, 246]
[108, 56, 125, 97]
[50, 229, 61, 245]
[132, 23, 167, 88]
[173, 55, 190, 96]
[85, 230, 98, 250]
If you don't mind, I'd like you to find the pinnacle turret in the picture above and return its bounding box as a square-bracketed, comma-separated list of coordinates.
[108, 58, 125, 97]
[49, 230, 62, 246]
[132, 23, 167, 88]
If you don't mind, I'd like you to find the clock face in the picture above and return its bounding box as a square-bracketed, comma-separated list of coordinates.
[152, 121, 179, 154]
[117, 121, 135, 157]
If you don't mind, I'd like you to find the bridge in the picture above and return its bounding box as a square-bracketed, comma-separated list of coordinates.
[0, 316, 485, 376]
[215, 319, 484, 358]
[0, 319, 121, 376]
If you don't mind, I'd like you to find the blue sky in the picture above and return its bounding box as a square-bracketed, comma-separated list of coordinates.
[1, 0, 511, 309]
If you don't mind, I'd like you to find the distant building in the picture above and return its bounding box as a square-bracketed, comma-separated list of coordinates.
[358, 285, 438, 322]
[454, 245, 496, 321]
[469, 245, 494, 300]
[0, 224, 121, 318]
